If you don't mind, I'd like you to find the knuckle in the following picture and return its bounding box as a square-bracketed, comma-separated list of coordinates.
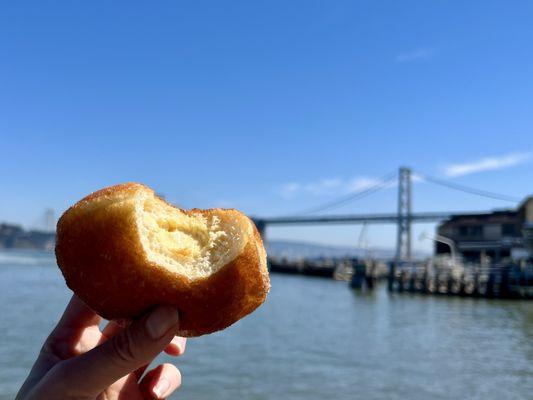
[44, 362, 78, 394]
[49, 362, 70, 382]
[110, 329, 138, 364]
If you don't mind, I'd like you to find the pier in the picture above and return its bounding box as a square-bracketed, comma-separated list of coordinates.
[268, 257, 337, 278]
[267, 255, 533, 299]
[387, 262, 533, 299]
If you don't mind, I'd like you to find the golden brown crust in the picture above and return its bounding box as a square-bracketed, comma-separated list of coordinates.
[55, 183, 270, 337]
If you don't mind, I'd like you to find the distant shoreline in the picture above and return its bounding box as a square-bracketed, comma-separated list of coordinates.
[0, 222, 55, 251]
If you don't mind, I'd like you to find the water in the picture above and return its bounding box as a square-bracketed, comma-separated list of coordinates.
[1, 250, 532, 400]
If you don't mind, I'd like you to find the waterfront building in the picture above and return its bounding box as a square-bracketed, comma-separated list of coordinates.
[436, 196, 533, 262]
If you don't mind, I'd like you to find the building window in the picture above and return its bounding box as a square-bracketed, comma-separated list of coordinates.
[470, 225, 482, 237]
[457, 225, 483, 238]
[502, 224, 516, 236]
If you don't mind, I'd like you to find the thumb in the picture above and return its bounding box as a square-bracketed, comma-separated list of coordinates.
[51, 306, 180, 396]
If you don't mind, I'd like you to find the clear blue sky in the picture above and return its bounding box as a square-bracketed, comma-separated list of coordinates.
[1, 1, 532, 252]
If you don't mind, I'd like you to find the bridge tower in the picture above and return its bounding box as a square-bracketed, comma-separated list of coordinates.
[44, 208, 56, 232]
[395, 167, 412, 264]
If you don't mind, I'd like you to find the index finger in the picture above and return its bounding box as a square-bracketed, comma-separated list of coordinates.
[17, 295, 104, 398]
[55, 295, 102, 331]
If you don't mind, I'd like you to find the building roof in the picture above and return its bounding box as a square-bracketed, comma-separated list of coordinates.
[440, 210, 518, 227]
[518, 195, 533, 210]
[439, 195, 533, 227]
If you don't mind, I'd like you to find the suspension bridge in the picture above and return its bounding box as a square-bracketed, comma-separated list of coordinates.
[253, 167, 523, 264]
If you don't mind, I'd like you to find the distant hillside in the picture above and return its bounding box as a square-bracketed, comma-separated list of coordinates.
[266, 239, 429, 260]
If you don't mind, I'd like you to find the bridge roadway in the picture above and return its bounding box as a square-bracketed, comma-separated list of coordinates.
[253, 211, 484, 228]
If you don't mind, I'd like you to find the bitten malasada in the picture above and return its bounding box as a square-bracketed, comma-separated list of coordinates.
[55, 183, 270, 337]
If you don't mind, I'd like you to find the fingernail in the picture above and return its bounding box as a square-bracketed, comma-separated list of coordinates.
[146, 307, 179, 339]
[174, 336, 187, 353]
[153, 377, 170, 398]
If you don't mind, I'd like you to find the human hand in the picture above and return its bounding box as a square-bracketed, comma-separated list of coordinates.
[16, 295, 186, 400]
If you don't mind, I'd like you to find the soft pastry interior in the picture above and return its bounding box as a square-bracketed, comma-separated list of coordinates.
[138, 195, 247, 278]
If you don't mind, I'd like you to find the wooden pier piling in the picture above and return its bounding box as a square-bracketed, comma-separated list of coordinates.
[387, 263, 532, 299]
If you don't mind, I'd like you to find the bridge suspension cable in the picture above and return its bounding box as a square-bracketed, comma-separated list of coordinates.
[414, 171, 521, 203]
[296, 171, 397, 215]
[278, 168, 520, 220]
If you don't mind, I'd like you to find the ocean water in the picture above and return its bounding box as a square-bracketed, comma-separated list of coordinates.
[1, 250, 532, 400]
